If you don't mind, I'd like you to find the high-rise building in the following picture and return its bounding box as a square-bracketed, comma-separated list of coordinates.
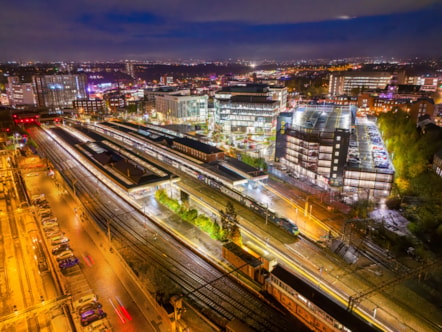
[32, 74, 88, 110]
[7, 76, 36, 107]
[328, 71, 404, 96]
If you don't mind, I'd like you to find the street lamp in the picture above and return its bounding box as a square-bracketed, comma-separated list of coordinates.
[265, 203, 269, 225]
[373, 306, 378, 319]
[72, 179, 77, 197]
[107, 219, 111, 244]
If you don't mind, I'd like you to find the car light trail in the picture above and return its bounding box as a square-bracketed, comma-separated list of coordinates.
[116, 296, 132, 321]
[109, 298, 126, 324]
[82, 254, 95, 266]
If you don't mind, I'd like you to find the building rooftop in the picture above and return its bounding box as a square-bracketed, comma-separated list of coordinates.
[229, 95, 277, 104]
[173, 137, 223, 155]
[219, 83, 270, 93]
[292, 104, 354, 132]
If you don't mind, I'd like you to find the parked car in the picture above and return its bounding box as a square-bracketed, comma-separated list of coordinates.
[41, 216, 57, 224]
[45, 230, 64, 239]
[52, 243, 71, 255]
[85, 320, 111, 332]
[80, 309, 106, 326]
[37, 208, 52, 216]
[51, 236, 69, 246]
[43, 225, 60, 233]
[77, 301, 103, 315]
[42, 222, 59, 229]
[55, 250, 74, 261]
[32, 194, 45, 203]
[74, 294, 98, 311]
[36, 202, 50, 209]
[59, 257, 79, 270]
[39, 213, 53, 220]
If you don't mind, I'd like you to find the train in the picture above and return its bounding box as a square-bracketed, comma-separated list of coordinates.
[222, 242, 382, 332]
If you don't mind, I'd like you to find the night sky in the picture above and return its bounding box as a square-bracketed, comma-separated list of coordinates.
[1, 0, 441, 62]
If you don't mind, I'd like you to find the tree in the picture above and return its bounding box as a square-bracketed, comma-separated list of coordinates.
[230, 224, 243, 246]
[225, 201, 238, 222]
[378, 110, 442, 253]
[219, 201, 240, 242]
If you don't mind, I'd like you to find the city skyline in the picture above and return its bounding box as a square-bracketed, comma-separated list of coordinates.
[1, 0, 441, 62]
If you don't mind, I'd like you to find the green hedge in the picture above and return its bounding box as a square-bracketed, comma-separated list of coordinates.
[155, 189, 225, 241]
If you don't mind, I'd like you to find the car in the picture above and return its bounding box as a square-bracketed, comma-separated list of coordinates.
[59, 257, 79, 270]
[45, 230, 64, 239]
[43, 225, 60, 233]
[42, 219, 58, 226]
[42, 222, 59, 230]
[39, 213, 53, 220]
[80, 309, 106, 326]
[33, 198, 47, 205]
[37, 208, 52, 216]
[52, 243, 71, 255]
[31, 194, 45, 203]
[74, 294, 98, 310]
[41, 216, 57, 224]
[55, 250, 74, 261]
[51, 236, 69, 246]
[77, 301, 103, 315]
[85, 320, 111, 332]
[36, 202, 50, 209]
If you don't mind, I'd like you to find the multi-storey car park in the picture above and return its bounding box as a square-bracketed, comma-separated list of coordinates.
[275, 105, 394, 203]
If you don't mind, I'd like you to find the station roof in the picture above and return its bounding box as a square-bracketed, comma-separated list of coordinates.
[101, 120, 268, 185]
[51, 126, 173, 193]
[173, 137, 223, 154]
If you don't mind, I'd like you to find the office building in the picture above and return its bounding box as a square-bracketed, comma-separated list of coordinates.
[215, 84, 287, 113]
[214, 84, 285, 135]
[33, 74, 88, 110]
[328, 71, 404, 96]
[73, 99, 106, 115]
[154, 94, 208, 124]
[216, 95, 279, 135]
[7, 76, 36, 107]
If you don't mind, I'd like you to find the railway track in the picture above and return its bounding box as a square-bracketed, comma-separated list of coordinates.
[33, 126, 301, 331]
